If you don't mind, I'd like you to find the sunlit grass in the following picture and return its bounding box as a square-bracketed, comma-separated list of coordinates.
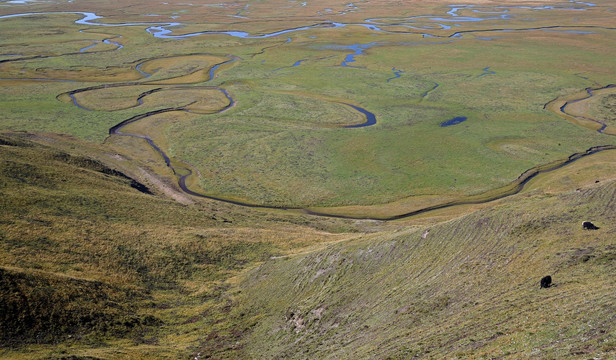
[2, 1, 616, 357]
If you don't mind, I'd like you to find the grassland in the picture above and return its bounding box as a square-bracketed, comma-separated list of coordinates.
[234, 169, 616, 359]
[580, 87, 616, 129]
[1, 0, 616, 358]
[1, 0, 616, 213]
[3, 130, 616, 359]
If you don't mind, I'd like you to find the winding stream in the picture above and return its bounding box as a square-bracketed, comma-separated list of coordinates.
[79, 43, 98, 52]
[336, 43, 377, 68]
[2, 6, 615, 221]
[386, 67, 403, 82]
[478, 66, 495, 78]
[92, 54, 377, 213]
[1, 3, 607, 46]
[102, 77, 616, 220]
[304, 144, 616, 220]
[421, 82, 439, 98]
[135, 62, 153, 78]
[104, 75, 616, 221]
[553, 84, 616, 133]
[78, 37, 124, 52]
[343, 103, 377, 128]
[69, 93, 92, 111]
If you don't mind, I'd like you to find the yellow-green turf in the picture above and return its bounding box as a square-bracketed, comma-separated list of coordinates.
[1, 0, 616, 358]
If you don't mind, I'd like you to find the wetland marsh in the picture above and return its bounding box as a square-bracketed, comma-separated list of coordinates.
[1, 0, 615, 215]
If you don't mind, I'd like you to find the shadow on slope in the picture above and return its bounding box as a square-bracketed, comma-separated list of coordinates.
[0, 267, 157, 347]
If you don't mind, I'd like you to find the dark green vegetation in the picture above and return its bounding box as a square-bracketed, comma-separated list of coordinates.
[1, 267, 154, 347]
[2, 0, 616, 358]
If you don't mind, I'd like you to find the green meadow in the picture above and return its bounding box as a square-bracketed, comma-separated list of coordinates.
[1, 0, 616, 358]
[1, 1, 615, 212]
[164, 29, 616, 207]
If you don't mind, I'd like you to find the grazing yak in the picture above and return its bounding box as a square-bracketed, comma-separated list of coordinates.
[582, 221, 599, 230]
[540, 275, 552, 289]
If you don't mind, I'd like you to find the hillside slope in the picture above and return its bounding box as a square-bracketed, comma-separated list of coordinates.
[0, 131, 355, 359]
[2, 131, 616, 359]
[234, 171, 616, 358]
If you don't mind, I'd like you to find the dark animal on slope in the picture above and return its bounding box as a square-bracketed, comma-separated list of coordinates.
[540, 275, 552, 289]
[582, 221, 599, 230]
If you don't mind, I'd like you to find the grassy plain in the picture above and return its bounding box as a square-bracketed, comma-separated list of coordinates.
[1, 0, 616, 211]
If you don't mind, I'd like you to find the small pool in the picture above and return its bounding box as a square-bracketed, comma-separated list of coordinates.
[440, 116, 467, 127]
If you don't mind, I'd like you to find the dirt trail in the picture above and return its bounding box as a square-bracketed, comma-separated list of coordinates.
[138, 168, 194, 205]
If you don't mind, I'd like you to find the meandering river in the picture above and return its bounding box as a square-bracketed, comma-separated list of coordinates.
[1, 4, 614, 220]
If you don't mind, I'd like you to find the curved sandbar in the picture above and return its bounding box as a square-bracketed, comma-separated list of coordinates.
[57, 82, 141, 110]
[137, 54, 237, 84]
